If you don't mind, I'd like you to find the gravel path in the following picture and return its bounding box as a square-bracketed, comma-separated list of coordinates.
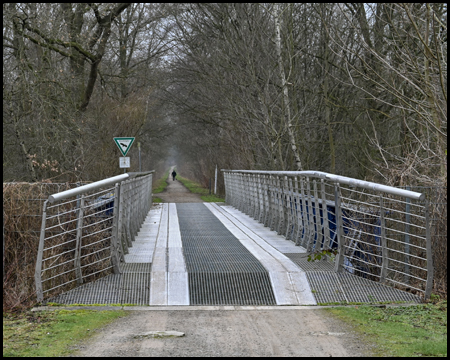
[155, 166, 203, 203]
[72, 308, 372, 357]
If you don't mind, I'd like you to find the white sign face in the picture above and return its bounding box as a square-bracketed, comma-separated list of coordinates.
[119, 157, 130, 168]
[114, 137, 135, 156]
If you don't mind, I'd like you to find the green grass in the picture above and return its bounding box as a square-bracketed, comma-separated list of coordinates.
[152, 169, 170, 194]
[3, 309, 128, 357]
[324, 300, 447, 357]
[176, 174, 225, 202]
[152, 170, 170, 203]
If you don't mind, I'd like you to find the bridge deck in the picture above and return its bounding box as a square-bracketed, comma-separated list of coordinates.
[50, 203, 420, 306]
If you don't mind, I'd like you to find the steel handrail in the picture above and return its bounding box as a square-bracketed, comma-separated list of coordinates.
[35, 171, 154, 302]
[222, 169, 432, 299]
[222, 170, 424, 200]
[48, 171, 154, 203]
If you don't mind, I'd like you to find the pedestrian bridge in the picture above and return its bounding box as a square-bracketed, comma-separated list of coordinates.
[35, 170, 432, 306]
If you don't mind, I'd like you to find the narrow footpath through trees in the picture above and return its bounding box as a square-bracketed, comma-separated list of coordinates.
[155, 166, 203, 203]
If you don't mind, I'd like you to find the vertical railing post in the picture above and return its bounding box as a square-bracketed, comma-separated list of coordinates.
[254, 173, 260, 220]
[263, 175, 270, 227]
[313, 180, 323, 251]
[230, 172, 235, 207]
[294, 176, 302, 246]
[74, 195, 85, 284]
[379, 195, 388, 283]
[305, 177, 315, 252]
[240, 172, 244, 210]
[297, 177, 307, 247]
[285, 177, 292, 239]
[334, 183, 345, 273]
[229, 172, 234, 206]
[320, 179, 331, 250]
[424, 201, 434, 299]
[258, 174, 263, 222]
[130, 180, 137, 241]
[125, 181, 133, 248]
[404, 187, 411, 284]
[223, 172, 228, 203]
[249, 173, 255, 218]
[246, 173, 251, 215]
[117, 180, 127, 256]
[110, 182, 121, 274]
[35, 200, 48, 302]
[232, 172, 236, 207]
[241, 173, 246, 212]
[268, 175, 275, 230]
[275, 175, 283, 234]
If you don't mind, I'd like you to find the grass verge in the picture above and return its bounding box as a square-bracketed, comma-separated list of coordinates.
[152, 169, 170, 194]
[324, 300, 447, 357]
[176, 174, 225, 202]
[3, 309, 128, 357]
[152, 169, 170, 203]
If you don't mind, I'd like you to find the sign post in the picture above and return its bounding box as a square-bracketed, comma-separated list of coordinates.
[138, 142, 141, 172]
[114, 137, 135, 173]
[214, 164, 217, 194]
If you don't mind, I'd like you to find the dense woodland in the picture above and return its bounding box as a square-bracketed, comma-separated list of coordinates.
[2, 4, 448, 309]
[3, 3, 447, 189]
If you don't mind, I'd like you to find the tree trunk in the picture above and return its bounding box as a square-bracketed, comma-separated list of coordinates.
[274, 4, 302, 171]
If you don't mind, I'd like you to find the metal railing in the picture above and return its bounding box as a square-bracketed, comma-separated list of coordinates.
[35, 171, 154, 302]
[223, 170, 433, 299]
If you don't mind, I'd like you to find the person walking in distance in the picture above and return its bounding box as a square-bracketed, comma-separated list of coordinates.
[172, 169, 177, 181]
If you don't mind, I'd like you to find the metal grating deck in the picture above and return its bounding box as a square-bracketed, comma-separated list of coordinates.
[47, 263, 151, 305]
[46, 203, 421, 307]
[284, 253, 421, 304]
[189, 272, 275, 306]
[177, 203, 276, 305]
[284, 253, 335, 272]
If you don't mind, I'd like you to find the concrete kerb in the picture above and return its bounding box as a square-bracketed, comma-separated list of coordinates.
[31, 303, 420, 312]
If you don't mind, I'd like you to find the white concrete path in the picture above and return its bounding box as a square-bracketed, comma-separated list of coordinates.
[149, 203, 189, 305]
[124, 206, 161, 263]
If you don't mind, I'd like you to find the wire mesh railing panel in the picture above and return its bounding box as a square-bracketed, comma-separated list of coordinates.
[37, 186, 117, 300]
[222, 170, 433, 299]
[35, 172, 154, 302]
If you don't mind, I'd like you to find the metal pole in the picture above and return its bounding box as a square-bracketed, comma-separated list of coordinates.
[404, 186, 411, 284]
[379, 195, 388, 283]
[35, 200, 49, 302]
[110, 182, 122, 273]
[214, 164, 217, 195]
[334, 183, 345, 273]
[74, 195, 85, 284]
[138, 142, 141, 172]
[424, 201, 433, 299]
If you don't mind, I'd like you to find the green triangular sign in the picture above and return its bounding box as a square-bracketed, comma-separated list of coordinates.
[114, 137, 135, 156]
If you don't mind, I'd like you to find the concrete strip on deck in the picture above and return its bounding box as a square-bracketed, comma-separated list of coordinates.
[124, 206, 161, 263]
[167, 203, 189, 305]
[204, 203, 317, 305]
[149, 203, 169, 305]
[149, 203, 189, 305]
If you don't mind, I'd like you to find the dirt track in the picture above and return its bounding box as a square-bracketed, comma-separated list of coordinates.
[72, 308, 372, 357]
[155, 166, 203, 203]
